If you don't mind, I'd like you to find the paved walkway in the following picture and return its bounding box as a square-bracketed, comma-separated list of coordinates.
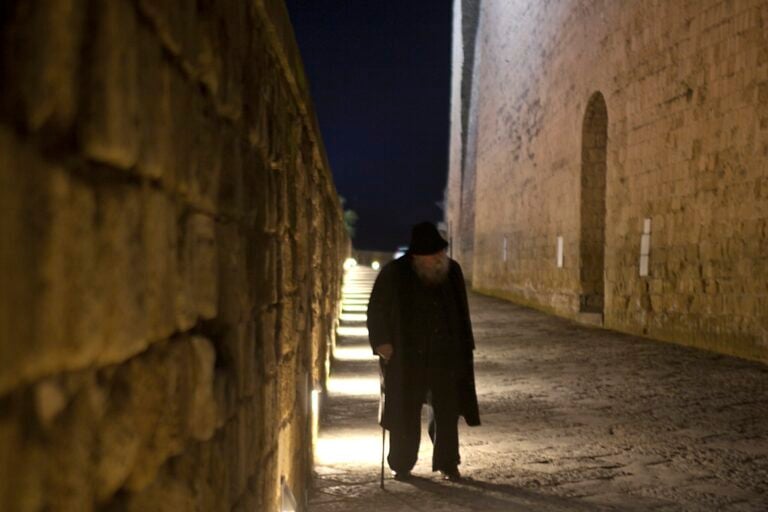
[310, 266, 768, 511]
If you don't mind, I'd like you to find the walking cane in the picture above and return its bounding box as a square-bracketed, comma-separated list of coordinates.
[378, 357, 386, 490]
[380, 425, 385, 489]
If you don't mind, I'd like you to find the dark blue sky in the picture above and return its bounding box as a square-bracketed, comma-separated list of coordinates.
[285, 1, 452, 251]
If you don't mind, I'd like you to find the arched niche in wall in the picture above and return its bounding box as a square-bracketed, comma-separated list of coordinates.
[579, 92, 607, 314]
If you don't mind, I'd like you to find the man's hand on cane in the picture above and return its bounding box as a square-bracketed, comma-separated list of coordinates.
[377, 343, 393, 362]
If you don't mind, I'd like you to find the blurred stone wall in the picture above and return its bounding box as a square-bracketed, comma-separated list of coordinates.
[0, 1, 348, 510]
[445, 0, 481, 284]
[449, 0, 768, 362]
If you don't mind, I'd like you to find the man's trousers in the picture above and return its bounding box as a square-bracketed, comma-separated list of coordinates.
[387, 370, 460, 473]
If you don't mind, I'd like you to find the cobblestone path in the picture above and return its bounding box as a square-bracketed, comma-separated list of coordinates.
[309, 266, 768, 511]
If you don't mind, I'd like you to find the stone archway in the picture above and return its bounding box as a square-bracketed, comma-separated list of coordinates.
[579, 92, 607, 315]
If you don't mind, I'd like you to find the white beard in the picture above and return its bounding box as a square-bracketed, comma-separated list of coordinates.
[412, 253, 450, 286]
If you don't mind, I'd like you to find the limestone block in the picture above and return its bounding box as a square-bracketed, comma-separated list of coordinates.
[137, 25, 176, 184]
[0, 0, 84, 132]
[34, 378, 68, 427]
[136, 0, 199, 63]
[261, 236, 280, 306]
[259, 307, 279, 378]
[120, 336, 216, 491]
[142, 188, 177, 342]
[258, 374, 279, 451]
[0, 415, 45, 512]
[210, 0, 246, 120]
[268, 89, 289, 165]
[175, 213, 218, 330]
[244, 50, 271, 148]
[191, 16, 221, 98]
[191, 110, 222, 213]
[217, 126, 244, 217]
[278, 355, 298, 424]
[189, 337, 217, 441]
[81, 0, 139, 169]
[44, 377, 109, 512]
[168, 74, 197, 201]
[165, 442, 221, 512]
[170, 83, 221, 213]
[81, 181, 149, 362]
[95, 399, 142, 501]
[233, 411, 250, 500]
[0, 129, 44, 392]
[241, 148, 269, 225]
[213, 367, 238, 428]
[280, 234, 297, 292]
[0, 131, 156, 391]
[263, 169, 280, 234]
[279, 296, 299, 357]
[215, 222, 249, 323]
[255, 447, 279, 512]
[219, 320, 258, 401]
[123, 475, 196, 512]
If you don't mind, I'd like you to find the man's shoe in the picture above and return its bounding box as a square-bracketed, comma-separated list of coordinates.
[393, 471, 412, 481]
[440, 468, 461, 481]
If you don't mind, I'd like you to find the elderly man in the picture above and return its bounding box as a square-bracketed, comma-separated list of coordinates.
[367, 221, 480, 481]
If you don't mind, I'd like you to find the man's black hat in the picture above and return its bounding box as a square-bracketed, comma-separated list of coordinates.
[408, 221, 448, 255]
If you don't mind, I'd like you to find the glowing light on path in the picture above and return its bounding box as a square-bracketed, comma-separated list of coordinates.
[340, 313, 367, 322]
[337, 326, 368, 337]
[333, 346, 377, 362]
[316, 434, 384, 466]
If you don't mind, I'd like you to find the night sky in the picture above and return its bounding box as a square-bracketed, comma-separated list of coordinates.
[285, 1, 453, 251]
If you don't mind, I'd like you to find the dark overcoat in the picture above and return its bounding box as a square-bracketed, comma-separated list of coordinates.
[367, 255, 481, 431]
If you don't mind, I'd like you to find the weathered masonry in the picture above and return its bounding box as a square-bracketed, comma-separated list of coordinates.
[1, 1, 348, 510]
[446, 0, 768, 362]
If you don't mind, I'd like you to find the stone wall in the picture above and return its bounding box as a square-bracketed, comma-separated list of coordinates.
[446, 0, 481, 283]
[448, 0, 768, 362]
[0, 1, 348, 510]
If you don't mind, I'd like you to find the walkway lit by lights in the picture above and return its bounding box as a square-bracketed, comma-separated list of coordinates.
[342, 305, 368, 312]
[340, 313, 367, 322]
[336, 326, 369, 337]
[333, 346, 377, 362]
[316, 432, 386, 467]
[315, 264, 382, 469]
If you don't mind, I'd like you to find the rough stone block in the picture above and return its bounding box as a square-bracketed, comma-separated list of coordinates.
[143, 188, 177, 342]
[0, 131, 156, 391]
[123, 473, 196, 512]
[0, 415, 44, 512]
[80, 0, 140, 169]
[0, 0, 84, 133]
[217, 126, 244, 217]
[136, 0, 200, 68]
[175, 213, 218, 330]
[80, 180, 149, 363]
[137, 25, 176, 184]
[113, 336, 216, 492]
[189, 337, 217, 441]
[0, 129, 44, 392]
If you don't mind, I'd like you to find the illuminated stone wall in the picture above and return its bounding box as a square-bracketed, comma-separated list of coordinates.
[0, 1, 348, 510]
[448, 0, 768, 361]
